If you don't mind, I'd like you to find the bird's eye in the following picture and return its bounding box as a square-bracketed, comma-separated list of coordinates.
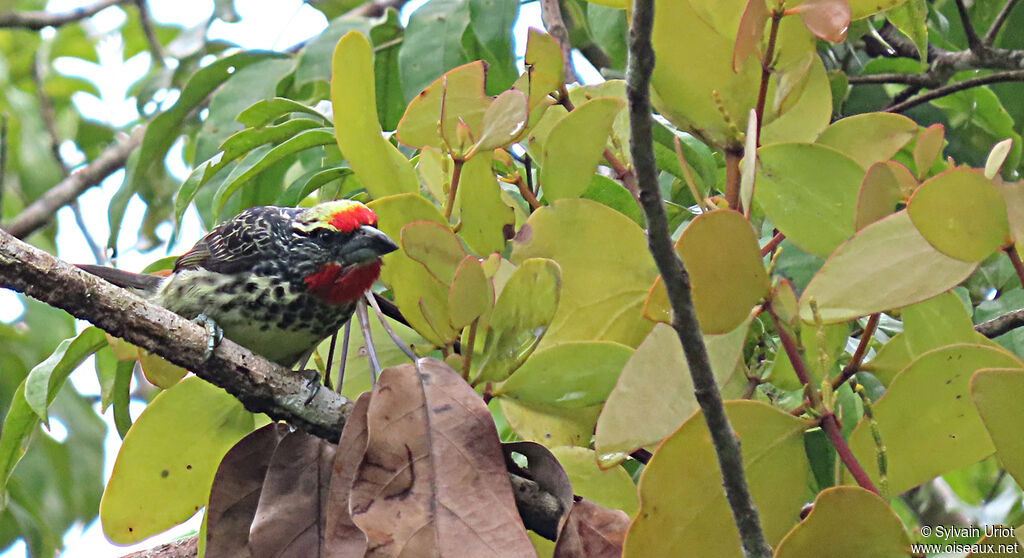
[310, 228, 333, 241]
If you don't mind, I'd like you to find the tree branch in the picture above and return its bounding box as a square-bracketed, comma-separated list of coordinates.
[133, 0, 166, 67]
[2, 126, 144, 239]
[985, 0, 1022, 45]
[626, 1, 771, 557]
[0, 0, 129, 30]
[976, 308, 1024, 338]
[884, 70, 1024, 113]
[0, 227, 566, 541]
[953, 0, 984, 53]
[539, 0, 579, 84]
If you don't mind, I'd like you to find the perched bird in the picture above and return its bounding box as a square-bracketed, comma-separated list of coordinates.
[80, 200, 397, 367]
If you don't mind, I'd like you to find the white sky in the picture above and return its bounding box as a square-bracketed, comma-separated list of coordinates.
[0, 0, 600, 556]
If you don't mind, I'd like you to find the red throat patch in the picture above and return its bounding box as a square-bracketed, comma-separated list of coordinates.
[303, 261, 383, 305]
[329, 205, 377, 233]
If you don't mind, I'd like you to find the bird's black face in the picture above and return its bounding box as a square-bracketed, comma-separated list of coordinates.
[298, 225, 397, 268]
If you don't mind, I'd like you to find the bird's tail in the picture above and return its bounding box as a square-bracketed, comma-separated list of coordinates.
[77, 264, 163, 293]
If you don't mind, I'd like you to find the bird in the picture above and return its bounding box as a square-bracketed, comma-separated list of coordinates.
[79, 199, 398, 369]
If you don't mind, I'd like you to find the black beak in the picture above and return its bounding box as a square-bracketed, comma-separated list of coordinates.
[341, 225, 398, 263]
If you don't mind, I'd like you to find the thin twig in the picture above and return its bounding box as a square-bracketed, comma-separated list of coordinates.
[355, 297, 381, 382]
[835, 313, 879, 387]
[133, 0, 166, 67]
[324, 331, 338, 390]
[724, 147, 742, 211]
[3, 126, 145, 239]
[461, 319, 478, 380]
[443, 158, 465, 220]
[754, 9, 783, 147]
[627, 1, 772, 556]
[0, 0, 129, 29]
[1007, 245, 1024, 290]
[539, 0, 578, 84]
[953, 0, 984, 52]
[335, 321, 351, 393]
[884, 70, 1024, 113]
[985, 0, 1022, 45]
[364, 290, 417, 360]
[976, 307, 1024, 338]
[0, 115, 9, 217]
[759, 231, 784, 257]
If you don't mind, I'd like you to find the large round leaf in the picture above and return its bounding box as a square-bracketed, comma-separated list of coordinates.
[816, 113, 918, 169]
[774, 487, 910, 558]
[970, 368, 1024, 490]
[100, 377, 253, 544]
[799, 211, 977, 323]
[623, 401, 808, 558]
[849, 344, 1023, 494]
[755, 143, 863, 258]
[494, 341, 632, 408]
[907, 169, 1010, 262]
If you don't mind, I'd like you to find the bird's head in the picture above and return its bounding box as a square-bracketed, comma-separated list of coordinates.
[293, 200, 397, 305]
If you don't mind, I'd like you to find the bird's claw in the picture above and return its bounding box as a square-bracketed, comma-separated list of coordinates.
[298, 369, 321, 405]
[194, 313, 223, 361]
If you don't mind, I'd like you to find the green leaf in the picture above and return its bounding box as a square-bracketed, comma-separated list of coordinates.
[540, 97, 624, 201]
[401, 220, 467, 284]
[800, 211, 977, 324]
[500, 398, 602, 449]
[907, 168, 1010, 262]
[370, 8, 405, 130]
[495, 341, 632, 408]
[294, 17, 374, 89]
[474, 258, 562, 384]
[549, 446, 638, 515]
[203, 118, 325, 183]
[510, 199, 657, 348]
[912, 123, 945, 179]
[887, 0, 929, 63]
[849, 0, 912, 19]
[448, 256, 493, 330]
[395, 61, 492, 152]
[522, 28, 564, 112]
[236, 98, 331, 128]
[855, 163, 903, 230]
[212, 128, 336, 212]
[849, 343, 1023, 493]
[971, 368, 1024, 490]
[581, 175, 645, 226]
[24, 328, 106, 424]
[100, 377, 253, 545]
[397, 0, 472, 101]
[331, 32, 419, 199]
[467, 0, 519, 94]
[624, 401, 808, 558]
[594, 319, 749, 465]
[0, 383, 41, 494]
[455, 153, 515, 256]
[587, 4, 628, 70]
[644, 210, 769, 333]
[901, 291, 983, 358]
[773, 487, 911, 558]
[469, 89, 528, 156]
[755, 142, 864, 258]
[275, 164, 354, 207]
[369, 193, 456, 345]
[816, 113, 918, 169]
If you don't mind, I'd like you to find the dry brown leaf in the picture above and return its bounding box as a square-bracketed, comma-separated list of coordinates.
[350, 358, 536, 558]
[733, 0, 769, 72]
[248, 429, 335, 558]
[205, 423, 289, 558]
[502, 442, 573, 532]
[323, 392, 373, 558]
[551, 499, 629, 558]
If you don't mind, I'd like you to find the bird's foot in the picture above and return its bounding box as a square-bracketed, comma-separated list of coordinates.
[297, 369, 321, 405]
[193, 313, 224, 361]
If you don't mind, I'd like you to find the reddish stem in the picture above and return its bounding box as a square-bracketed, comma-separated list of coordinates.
[768, 304, 879, 494]
[760, 231, 785, 257]
[791, 313, 879, 417]
[725, 148, 742, 211]
[754, 11, 783, 147]
[1006, 245, 1024, 290]
[820, 411, 879, 494]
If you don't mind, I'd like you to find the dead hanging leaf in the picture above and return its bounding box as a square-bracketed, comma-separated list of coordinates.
[551, 499, 629, 558]
[503, 441, 574, 531]
[350, 358, 535, 558]
[788, 0, 850, 43]
[733, 0, 769, 72]
[205, 423, 289, 558]
[323, 392, 372, 558]
[248, 429, 336, 558]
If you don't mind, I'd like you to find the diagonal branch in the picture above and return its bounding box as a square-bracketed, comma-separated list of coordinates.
[0, 227, 565, 541]
[985, 0, 1022, 45]
[0, 0, 130, 30]
[2, 126, 145, 239]
[884, 70, 1024, 113]
[626, 1, 771, 557]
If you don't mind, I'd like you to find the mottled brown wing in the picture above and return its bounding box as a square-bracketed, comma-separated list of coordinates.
[174, 206, 288, 274]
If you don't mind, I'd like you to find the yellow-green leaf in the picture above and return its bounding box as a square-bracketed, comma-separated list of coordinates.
[849, 0, 913, 19]
[907, 168, 1010, 262]
[401, 220, 466, 285]
[523, 29, 564, 111]
[469, 89, 528, 156]
[799, 211, 977, 323]
[549, 446, 638, 516]
[331, 32, 417, 198]
[500, 398, 601, 449]
[474, 258, 561, 384]
[455, 152, 515, 256]
[449, 256, 493, 330]
[849, 344, 1024, 493]
[816, 113, 918, 169]
[101, 377, 253, 544]
[370, 193, 455, 345]
[510, 199, 657, 348]
[494, 341, 632, 408]
[774, 487, 911, 558]
[137, 350, 188, 390]
[594, 320, 749, 466]
[971, 368, 1024, 491]
[756, 143, 863, 258]
[395, 61, 491, 152]
[623, 401, 808, 558]
[540, 97, 624, 201]
[912, 123, 944, 179]
[855, 163, 903, 230]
